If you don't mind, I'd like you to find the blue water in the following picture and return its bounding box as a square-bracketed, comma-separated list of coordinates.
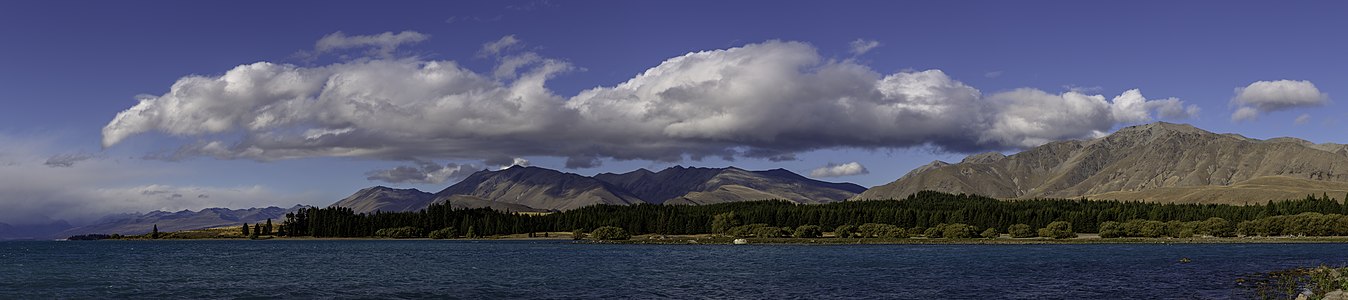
[2, 241, 1347, 299]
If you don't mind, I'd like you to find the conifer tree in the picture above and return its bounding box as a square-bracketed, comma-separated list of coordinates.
[151, 224, 160, 239]
[242, 223, 251, 236]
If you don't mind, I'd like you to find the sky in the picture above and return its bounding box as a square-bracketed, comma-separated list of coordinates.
[1, 1, 1346, 225]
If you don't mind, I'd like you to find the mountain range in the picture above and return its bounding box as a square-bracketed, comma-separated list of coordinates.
[333, 166, 866, 214]
[857, 122, 1348, 204]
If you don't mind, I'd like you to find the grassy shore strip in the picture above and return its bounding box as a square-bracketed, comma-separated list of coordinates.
[586, 234, 1348, 245]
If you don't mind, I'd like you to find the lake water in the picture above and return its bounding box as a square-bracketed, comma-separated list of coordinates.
[3, 240, 1347, 299]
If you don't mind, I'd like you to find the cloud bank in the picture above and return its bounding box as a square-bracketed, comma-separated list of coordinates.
[810, 162, 869, 178]
[1231, 80, 1328, 122]
[104, 38, 1199, 168]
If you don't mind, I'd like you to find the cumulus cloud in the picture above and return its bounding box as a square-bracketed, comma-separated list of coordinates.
[1296, 114, 1312, 125]
[366, 160, 481, 184]
[849, 39, 880, 55]
[104, 39, 1199, 167]
[810, 162, 869, 177]
[1231, 80, 1328, 122]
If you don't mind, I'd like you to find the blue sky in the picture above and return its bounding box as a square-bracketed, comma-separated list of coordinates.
[1, 1, 1345, 224]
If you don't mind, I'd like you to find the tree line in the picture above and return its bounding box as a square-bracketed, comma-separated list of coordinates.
[278, 191, 1348, 238]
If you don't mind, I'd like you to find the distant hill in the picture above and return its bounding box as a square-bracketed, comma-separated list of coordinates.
[856, 122, 1348, 204]
[331, 165, 865, 212]
[59, 206, 303, 237]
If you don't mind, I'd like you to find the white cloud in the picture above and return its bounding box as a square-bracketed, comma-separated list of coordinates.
[1296, 113, 1312, 125]
[498, 157, 530, 170]
[479, 35, 522, 57]
[312, 31, 428, 58]
[810, 162, 869, 177]
[104, 39, 1199, 166]
[849, 39, 880, 55]
[1231, 80, 1328, 122]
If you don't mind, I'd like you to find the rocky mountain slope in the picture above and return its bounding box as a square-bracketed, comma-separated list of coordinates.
[856, 122, 1348, 204]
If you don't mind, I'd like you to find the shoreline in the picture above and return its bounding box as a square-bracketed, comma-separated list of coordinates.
[79, 234, 1348, 245]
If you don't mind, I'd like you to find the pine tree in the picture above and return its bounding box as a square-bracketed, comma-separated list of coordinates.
[242, 223, 251, 236]
[263, 219, 273, 235]
[151, 224, 160, 239]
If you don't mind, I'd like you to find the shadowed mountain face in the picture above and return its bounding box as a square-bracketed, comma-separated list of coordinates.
[59, 206, 302, 238]
[594, 166, 866, 205]
[856, 122, 1348, 204]
[331, 165, 865, 212]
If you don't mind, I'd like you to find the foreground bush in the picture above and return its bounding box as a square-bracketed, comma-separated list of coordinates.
[1008, 224, 1035, 238]
[590, 226, 631, 240]
[428, 227, 457, 239]
[834, 224, 857, 238]
[793, 225, 822, 238]
[374, 226, 424, 238]
[1038, 221, 1076, 239]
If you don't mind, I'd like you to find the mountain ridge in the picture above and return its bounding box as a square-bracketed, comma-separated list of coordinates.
[332, 165, 865, 213]
[855, 122, 1348, 204]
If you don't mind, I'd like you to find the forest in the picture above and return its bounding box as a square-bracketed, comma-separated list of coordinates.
[279, 191, 1348, 238]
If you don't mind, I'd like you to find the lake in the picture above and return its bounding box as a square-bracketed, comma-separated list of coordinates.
[2, 240, 1346, 299]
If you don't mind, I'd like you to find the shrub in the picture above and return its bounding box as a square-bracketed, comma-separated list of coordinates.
[572, 229, 588, 240]
[881, 226, 908, 239]
[728, 223, 770, 238]
[711, 212, 743, 234]
[428, 227, 457, 239]
[942, 223, 977, 239]
[924, 224, 946, 238]
[374, 226, 424, 238]
[980, 227, 999, 239]
[1040, 221, 1076, 239]
[1098, 221, 1124, 238]
[590, 226, 631, 240]
[858, 223, 890, 238]
[834, 224, 857, 238]
[793, 225, 823, 238]
[1008, 224, 1035, 238]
